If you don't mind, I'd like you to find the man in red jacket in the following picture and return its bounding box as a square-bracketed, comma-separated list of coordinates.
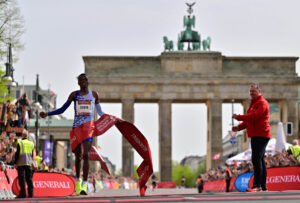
[232, 83, 270, 192]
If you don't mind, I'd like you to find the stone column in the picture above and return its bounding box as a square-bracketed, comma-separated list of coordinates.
[286, 99, 299, 143]
[122, 98, 134, 177]
[278, 100, 288, 124]
[242, 100, 250, 151]
[206, 99, 222, 170]
[159, 100, 172, 182]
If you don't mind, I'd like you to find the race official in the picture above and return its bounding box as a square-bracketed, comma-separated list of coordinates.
[14, 129, 36, 198]
[225, 166, 232, 192]
[287, 139, 300, 165]
[232, 83, 270, 192]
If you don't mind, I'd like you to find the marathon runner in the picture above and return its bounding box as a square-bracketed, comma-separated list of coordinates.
[40, 73, 104, 195]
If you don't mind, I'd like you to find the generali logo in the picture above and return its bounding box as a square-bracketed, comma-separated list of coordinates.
[33, 180, 72, 189]
[13, 172, 75, 197]
[267, 175, 300, 183]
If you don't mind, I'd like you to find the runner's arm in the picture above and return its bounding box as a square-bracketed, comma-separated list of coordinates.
[48, 100, 71, 116]
[93, 91, 104, 117]
[40, 92, 74, 117]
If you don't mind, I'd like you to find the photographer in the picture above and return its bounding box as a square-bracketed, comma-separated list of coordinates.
[15, 94, 30, 129]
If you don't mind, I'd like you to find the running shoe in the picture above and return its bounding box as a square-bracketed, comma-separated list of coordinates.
[75, 179, 82, 195]
[261, 186, 268, 191]
[246, 186, 262, 192]
[80, 183, 88, 195]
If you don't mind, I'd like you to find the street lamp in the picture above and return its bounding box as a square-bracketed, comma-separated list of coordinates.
[32, 101, 42, 151]
[33, 74, 41, 152]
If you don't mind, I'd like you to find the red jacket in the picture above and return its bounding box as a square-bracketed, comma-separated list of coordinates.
[237, 95, 271, 138]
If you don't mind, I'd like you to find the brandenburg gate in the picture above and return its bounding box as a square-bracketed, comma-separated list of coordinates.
[83, 3, 300, 181]
[84, 52, 300, 181]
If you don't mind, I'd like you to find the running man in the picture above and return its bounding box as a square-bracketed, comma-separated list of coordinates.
[40, 73, 104, 195]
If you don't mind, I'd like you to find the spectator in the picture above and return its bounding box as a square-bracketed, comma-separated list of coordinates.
[93, 176, 96, 193]
[287, 140, 300, 165]
[225, 165, 232, 192]
[151, 173, 157, 191]
[15, 93, 30, 129]
[181, 175, 186, 188]
[14, 129, 35, 198]
[196, 174, 204, 193]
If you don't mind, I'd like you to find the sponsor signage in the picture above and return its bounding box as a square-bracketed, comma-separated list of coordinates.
[0, 169, 17, 190]
[12, 172, 75, 197]
[235, 172, 253, 192]
[43, 140, 53, 166]
[249, 166, 300, 191]
[203, 178, 237, 192]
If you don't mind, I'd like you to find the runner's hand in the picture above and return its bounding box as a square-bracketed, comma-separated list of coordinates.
[40, 112, 48, 118]
[116, 120, 123, 125]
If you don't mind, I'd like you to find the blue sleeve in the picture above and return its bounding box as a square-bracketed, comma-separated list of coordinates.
[96, 103, 104, 117]
[48, 100, 71, 116]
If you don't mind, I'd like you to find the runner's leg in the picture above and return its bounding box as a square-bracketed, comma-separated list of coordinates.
[82, 141, 92, 181]
[74, 144, 82, 178]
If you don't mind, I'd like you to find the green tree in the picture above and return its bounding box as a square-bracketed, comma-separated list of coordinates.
[172, 161, 194, 187]
[172, 161, 207, 187]
[0, 0, 25, 63]
[0, 68, 13, 103]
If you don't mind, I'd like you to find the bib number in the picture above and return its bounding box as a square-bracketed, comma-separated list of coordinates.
[76, 101, 92, 115]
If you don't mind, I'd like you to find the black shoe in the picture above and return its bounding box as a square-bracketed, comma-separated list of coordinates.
[261, 186, 268, 191]
[16, 195, 26, 198]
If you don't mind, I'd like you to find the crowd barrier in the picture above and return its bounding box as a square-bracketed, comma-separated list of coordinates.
[95, 180, 137, 190]
[1, 166, 299, 198]
[204, 166, 300, 192]
[12, 172, 75, 197]
[0, 168, 17, 199]
[249, 166, 300, 191]
[203, 177, 237, 192]
[156, 182, 177, 188]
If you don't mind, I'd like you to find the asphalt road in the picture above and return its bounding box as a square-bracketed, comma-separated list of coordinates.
[3, 188, 300, 202]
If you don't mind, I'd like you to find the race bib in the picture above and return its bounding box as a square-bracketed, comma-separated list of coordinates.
[76, 100, 92, 115]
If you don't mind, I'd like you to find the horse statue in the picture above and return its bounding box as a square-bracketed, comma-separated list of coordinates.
[202, 36, 211, 51]
[177, 34, 184, 50]
[192, 42, 200, 50]
[163, 36, 174, 51]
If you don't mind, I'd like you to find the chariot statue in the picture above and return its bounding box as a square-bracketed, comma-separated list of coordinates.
[163, 2, 212, 51]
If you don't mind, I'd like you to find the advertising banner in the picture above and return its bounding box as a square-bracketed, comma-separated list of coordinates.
[157, 182, 177, 188]
[203, 177, 237, 192]
[43, 140, 53, 166]
[12, 172, 75, 197]
[249, 166, 300, 191]
[0, 169, 17, 190]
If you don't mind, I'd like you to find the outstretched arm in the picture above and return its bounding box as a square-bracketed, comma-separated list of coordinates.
[40, 92, 75, 118]
[93, 91, 104, 117]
